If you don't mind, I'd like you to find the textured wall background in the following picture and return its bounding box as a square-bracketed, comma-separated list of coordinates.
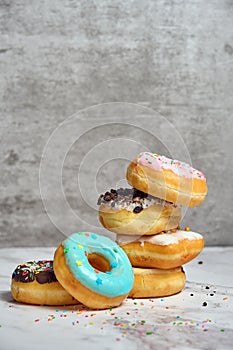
[0, 0, 233, 247]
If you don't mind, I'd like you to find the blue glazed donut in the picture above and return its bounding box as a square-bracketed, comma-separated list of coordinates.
[53, 232, 134, 309]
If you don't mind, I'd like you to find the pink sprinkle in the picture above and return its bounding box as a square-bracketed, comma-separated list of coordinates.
[116, 338, 121, 341]
[34, 319, 40, 323]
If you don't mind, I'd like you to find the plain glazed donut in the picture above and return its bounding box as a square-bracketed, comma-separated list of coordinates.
[98, 188, 181, 235]
[117, 229, 204, 269]
[11, 260, 78, 305]
[53, 232, 134, 310]
[129, 267, 186, 298]
[126, 152, 208, 207]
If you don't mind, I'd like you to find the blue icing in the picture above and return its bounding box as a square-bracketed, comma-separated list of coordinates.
[62, 232, 134, 297]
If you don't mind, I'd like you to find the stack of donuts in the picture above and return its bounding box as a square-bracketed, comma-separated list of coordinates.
[97, 151, 207, 298]
[11, 151, 207, 309]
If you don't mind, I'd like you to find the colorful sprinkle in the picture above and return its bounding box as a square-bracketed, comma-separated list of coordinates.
[111, 262, 117, 268]
[96, 277, 102, 285]
[138, 152, 206, 180]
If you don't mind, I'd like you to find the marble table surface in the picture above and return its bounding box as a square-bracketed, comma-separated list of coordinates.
[0, 247, 233, 350]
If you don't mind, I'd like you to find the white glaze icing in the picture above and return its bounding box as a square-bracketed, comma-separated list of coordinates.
[116, 230, 203, 246]
[112, 197, 171, 211]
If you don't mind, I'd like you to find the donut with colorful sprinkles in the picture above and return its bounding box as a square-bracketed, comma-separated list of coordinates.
[53, 232, 134, 309]
[11, 260, 78, 305]
[126, 152, 208, 207]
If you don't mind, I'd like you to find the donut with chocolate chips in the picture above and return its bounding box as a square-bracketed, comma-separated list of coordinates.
[11, 260, 78, 305]
[97, 188, 181, 235]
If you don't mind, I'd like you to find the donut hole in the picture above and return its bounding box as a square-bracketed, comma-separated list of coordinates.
[88, 253, 111, 273]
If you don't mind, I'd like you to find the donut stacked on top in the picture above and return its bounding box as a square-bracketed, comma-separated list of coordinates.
[98, 188, 181, 236]
[97, 151, 208, 298]
[126, 152, 207, 208]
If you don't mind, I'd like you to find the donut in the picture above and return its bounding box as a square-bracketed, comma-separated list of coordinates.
[126, 152, 207, 207]
[53, 232, 134, 310]
[129, 267, 186, 298]
[11, 260, 78, 305]
[117, 229, 204, 269]
[97, 188, 181, 235]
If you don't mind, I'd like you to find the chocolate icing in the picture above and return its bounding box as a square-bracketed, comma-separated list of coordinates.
[12, 260, 57, 284]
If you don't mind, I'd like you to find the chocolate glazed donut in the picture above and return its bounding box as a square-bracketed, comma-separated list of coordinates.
[11, 260, 78, 306]
[12, 261, 57, 284]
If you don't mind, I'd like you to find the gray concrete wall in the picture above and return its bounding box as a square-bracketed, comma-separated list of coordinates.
[0, 0, 233, 247]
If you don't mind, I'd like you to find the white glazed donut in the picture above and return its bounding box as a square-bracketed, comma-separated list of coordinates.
[117, 229, 204, 269]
